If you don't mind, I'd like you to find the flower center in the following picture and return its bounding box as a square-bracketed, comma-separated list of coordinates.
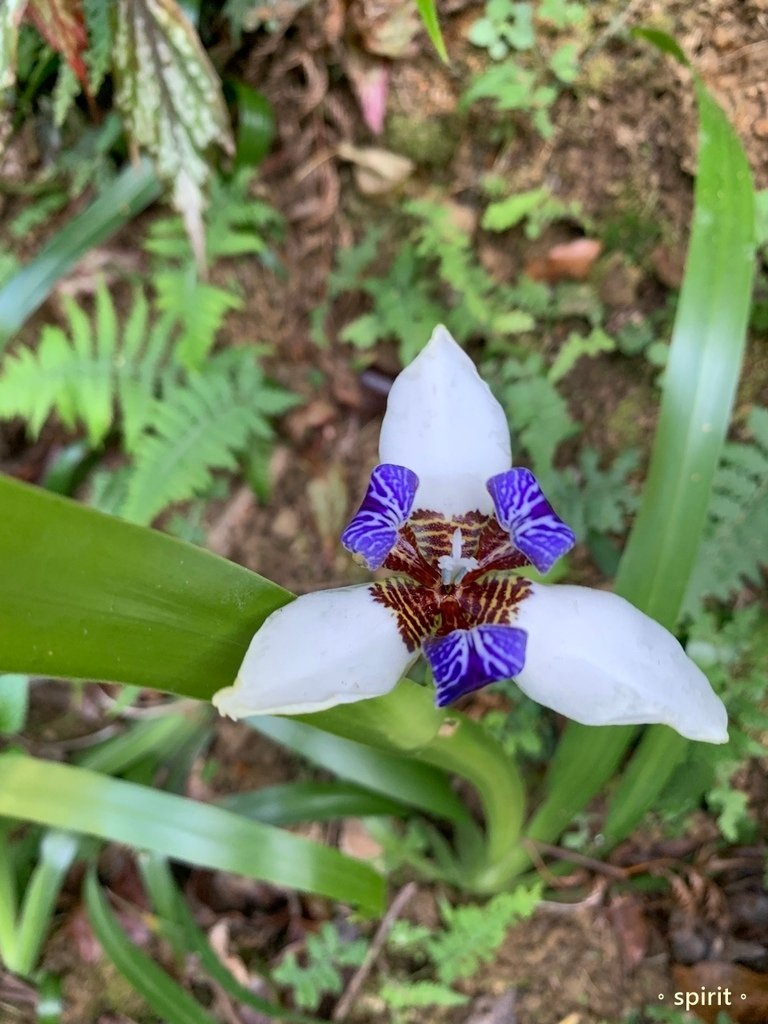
[437, 528, 479, 585]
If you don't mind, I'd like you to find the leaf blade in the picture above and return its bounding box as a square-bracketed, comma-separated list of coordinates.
[2, 754, 385, 914]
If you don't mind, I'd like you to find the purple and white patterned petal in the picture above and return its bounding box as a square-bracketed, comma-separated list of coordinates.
[486, 467, 575, 574]
[422, 624, 527, 707]
[341, 463, 419, 569]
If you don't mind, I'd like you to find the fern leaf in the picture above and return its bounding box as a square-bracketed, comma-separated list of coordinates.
[118, 308, 175, 454]
[82, 0, 112, 95]
[154, 268, 242, 370]
[145, 170, 280, 264]
[683, 407, 768, 615]
[121, 353, 294, 524]
[0, 285, 116, 447]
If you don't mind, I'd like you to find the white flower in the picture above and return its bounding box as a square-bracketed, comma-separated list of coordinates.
[213, 326, 728, 744]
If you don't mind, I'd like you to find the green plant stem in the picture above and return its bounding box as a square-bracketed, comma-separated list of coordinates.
[419, 716, 526, 892]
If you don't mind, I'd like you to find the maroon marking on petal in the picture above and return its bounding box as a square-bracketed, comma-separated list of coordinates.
[464, 519, 529, 581]
[382, 524, 441, 587]
[371, 580, 439, 652]
[457, 575, 532, 627]
[408, 509, 489, 564]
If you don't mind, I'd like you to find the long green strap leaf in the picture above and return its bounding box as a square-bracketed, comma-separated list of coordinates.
[0, 160, 163, 348]
[138, 853, 322, 1023]
[84, 868, 219, 1024]
[0, 476, 291, 698]
[521, 32, 756, 864]
[253, 716, 469, 823]
[0, 754, 385, 914]
[219, 781, 410, 825]
[12, 831, 79, 977]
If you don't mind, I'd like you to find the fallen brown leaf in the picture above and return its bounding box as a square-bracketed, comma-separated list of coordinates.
[673, 962, 768, 1024]
[337, 142, 414, 195]
[608, 893, 649, 971]
[525, 238, 602, 283]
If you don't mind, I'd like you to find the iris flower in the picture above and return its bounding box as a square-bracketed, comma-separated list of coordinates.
[214, 327, 727, 744]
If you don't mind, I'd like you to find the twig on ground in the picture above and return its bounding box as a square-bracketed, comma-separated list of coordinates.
[332, 882, 418, 1022]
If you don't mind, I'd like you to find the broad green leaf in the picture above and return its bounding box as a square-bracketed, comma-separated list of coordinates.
[520, 32, 756, 863]
[1, 754, 385, 913]
[113, 0, 234, 268]
[0, 474, 291, 696]
[230, 81, 275, 168]
[0, 161, 163, 348]
[84, 868, 220, 1024]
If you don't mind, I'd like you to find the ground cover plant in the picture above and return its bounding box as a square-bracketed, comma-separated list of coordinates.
[0, 2, 767, 1023]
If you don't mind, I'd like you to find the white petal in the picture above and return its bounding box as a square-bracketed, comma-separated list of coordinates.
[513, 584, 728, 743]
[212, 586, 414, 718]
[378, 325, 511, 516]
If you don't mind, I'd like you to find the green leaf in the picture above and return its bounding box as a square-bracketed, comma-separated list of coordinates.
[380, 981, 468, 1009]
[415, 0, 448, 62]
[548, 42, 579, 84]
[0, 474, 291, 696]
[0, 161, 163, 349]
[252, 717, 469, 822]
[230, 81, 275, 168]
[84, 868, 220, 1024]
[82, 0, 113, 94]
[138, 854, 321, 1023]
[52, 61, 80, 126]
[0, 0, 27, 90]
[272, 921, 368, 1011]
[518, 32, 757, 864]
[154, 267, 242, 369]
[121, 353, 294, 524]
[547, 327, 616, 384]
[75, 707, 210, 776]
[481, 188, 549, 232]
[113, 0, 234, 268]
[2, 755, 385, 913]
[0, 674, 29, 734]
[682, 406, 768, 615]
[12, 830, 79, 977]
[219, 781, 412, 824]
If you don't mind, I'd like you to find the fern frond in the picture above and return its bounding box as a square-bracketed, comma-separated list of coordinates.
[82, 0, 113, 95]
[0, 286, 116, 445]
[0, 281, 173, 450]
[154, 268, 242, 370]
[145, 170, 281, 263]
[683, 407, 768, 615]
[122, 353, 295, 525]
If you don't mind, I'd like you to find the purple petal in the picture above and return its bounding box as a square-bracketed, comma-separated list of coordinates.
[423, 625, 527, 707]
[341, 463, 418, 569]
[486, 468, 575, 574]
